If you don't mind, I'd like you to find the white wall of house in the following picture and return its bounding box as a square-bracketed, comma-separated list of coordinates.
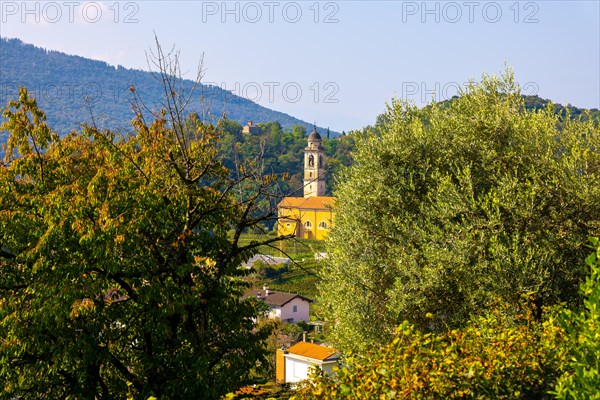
[284, 356, 338, 383]
[285, 357, 315, 383]
[321, 362, 337, 375]
[279, 298, 310, 323]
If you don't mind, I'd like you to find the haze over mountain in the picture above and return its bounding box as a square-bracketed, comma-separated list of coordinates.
[0, 37, 338, 144]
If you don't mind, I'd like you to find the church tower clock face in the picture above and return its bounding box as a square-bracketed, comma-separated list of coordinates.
[304, 127, 326, 198]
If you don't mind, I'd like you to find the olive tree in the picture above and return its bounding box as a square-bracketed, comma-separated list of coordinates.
[319, 70, 600, 352]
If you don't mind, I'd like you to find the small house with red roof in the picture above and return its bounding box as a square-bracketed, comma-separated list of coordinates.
[276, 341, 340, 384]
[241, 285, 312, 323]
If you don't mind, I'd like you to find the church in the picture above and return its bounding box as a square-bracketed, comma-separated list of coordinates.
[277, 128, 335, 241]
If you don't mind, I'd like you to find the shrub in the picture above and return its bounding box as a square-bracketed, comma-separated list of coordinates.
[551, 238, 600, 399]
[294, 303, 566, 399]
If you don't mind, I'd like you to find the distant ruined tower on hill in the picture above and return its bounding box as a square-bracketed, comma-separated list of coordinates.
[242, 120, 262, 135]
[303, 127, 326, 198]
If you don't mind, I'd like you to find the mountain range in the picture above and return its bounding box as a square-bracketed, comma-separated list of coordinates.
[1, 37, 598, 152]
[0, 37, 337, 145]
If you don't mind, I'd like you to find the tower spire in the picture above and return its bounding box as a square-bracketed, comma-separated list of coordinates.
[304, 125, 326, 198]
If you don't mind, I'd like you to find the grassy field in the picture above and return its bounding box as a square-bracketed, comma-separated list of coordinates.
[235, 232, 327, 259]
[255, 259, 321, 299]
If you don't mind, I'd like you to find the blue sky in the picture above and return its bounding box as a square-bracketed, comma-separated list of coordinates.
[1, 0, 599, 132]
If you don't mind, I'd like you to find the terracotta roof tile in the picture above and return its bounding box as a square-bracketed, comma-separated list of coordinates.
[286, 342, 338, 361]
[278, 196, 334, 210]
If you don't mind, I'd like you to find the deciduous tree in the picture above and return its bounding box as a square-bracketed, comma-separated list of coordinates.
[0, 43, 285, 399]
[294, 302, 567, 399]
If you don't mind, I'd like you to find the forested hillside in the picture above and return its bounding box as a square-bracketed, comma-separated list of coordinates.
[523, 95, 600, 121]
[435, 94, 600, 122]
[215, 118, 354, 198]
[0, 37, 336, 148]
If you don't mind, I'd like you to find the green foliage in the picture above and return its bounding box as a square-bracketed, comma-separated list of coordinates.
[0, 83, 285, 398]
[295, 303, 567, 399]
[213, 120, 354, 230]
[320, 69, 600, 353]
[298, 244, 600, 399]
[552, 238, 600, 399]
[522, 96, 600, 123]
[216, 118, 354, 198]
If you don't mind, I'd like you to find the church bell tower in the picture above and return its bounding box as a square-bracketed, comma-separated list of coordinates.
[304, 127, 326, 198]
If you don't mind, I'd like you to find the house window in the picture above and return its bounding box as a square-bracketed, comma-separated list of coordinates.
[304, 221, 312, 229]
[318, 221, 328, 230]
[293, 305, 298, 313]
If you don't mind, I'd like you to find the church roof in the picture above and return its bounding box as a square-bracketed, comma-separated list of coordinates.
[308, 130, 322, 141]
[278, 196, 334, 210]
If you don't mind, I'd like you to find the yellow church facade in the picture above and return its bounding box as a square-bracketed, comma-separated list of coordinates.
[277, 128, 335, 241]
[277, 196, 334, 240]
